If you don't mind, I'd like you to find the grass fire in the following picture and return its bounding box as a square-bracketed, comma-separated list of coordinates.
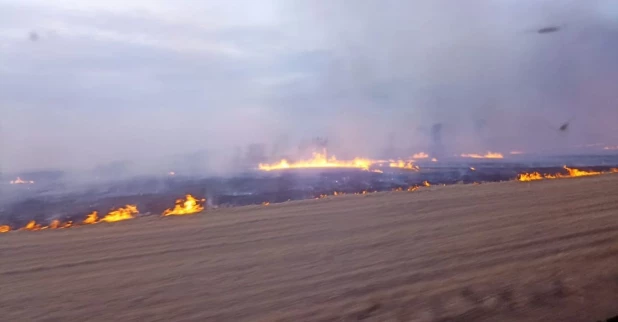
[0, 195, 205, 233]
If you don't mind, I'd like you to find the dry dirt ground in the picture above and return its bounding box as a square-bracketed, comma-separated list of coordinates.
[2, 175, 618, 322]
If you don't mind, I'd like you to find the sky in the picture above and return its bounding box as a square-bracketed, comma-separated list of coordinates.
[1, 0, 618, 174]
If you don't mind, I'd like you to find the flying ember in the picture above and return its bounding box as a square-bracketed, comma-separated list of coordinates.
[163, 194, 205, 216]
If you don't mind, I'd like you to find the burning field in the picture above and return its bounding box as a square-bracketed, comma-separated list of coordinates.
[1, 151, 618, 234]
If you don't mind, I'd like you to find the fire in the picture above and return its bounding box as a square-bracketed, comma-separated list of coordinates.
[518, 166, 608, 182]
[49, 220, 60, 229]
[0, 225, 10, 233]
[83, 211, 99, 224]
[100, 205, 138, 222]
[163, 194, 205, 216]
[389, 160, 420, 171]
[258, 151, 374, 171]
[168, 171, 176, 176]
[10, 177, 34, 184]
[422, 180, 431, 187]
[563, 166, 600, 177]
[412, 152, 429, 159]
[517, 172, 544, 181]
[460, 152, 504, 159]
[431, 158, 438, 162]
[470, 167, 476, 171]
[510, 151, 524, 155]
[22, 220, 43, 231]
[604, 146, 618, 151]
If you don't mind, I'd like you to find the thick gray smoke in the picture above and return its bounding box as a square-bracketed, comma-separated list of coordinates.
[1, 0, 618, 177]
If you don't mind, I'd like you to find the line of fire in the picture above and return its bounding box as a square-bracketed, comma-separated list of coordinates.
[2, 141, 618, 234]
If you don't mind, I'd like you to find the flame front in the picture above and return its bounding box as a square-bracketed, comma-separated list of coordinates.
[100, 205, 138, 223]
[518, 166, 608, 182]
[163, 194, 205, 216]
[83, 211, 99, 224]
[10, 177, 34, 184]
[460, 152, 504, 159]
[389, 160, 420, 171]
[0, 225, 10, 233]
[259, 151, 374, 171]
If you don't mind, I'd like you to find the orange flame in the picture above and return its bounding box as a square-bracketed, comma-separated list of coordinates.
[100, 205, 138, 222]
[21, 220, 43, 231]
[460, 152, 504, 159]
[518, 166, 608, 182]
[389, 160, 420, 171]
[563, 166, 600, 177]
[163, 194, 205, 216]
[0, 225, 10, 233]
[258, 151, 374, 171]
[422, 180, 431, 187]
[83, 211, 99, 224]
[10, 177, 34, 184]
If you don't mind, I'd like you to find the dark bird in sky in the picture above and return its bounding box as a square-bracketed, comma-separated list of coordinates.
[559, 122, 569, 132]
[537, 26, 561, 34]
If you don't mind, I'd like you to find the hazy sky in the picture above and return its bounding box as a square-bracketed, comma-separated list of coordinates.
[2, 0, 618, 173]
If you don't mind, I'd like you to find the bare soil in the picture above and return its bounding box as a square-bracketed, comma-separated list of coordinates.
[2, 175, 618, 321]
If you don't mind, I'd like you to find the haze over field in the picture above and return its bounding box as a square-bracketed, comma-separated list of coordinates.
[2, 0, 618, 174]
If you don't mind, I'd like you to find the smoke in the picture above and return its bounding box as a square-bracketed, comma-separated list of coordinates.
[1, 0, 618, 177]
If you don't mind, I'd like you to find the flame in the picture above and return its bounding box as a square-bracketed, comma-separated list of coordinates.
[100, 205, 138, 222]
[163, 194, 205, 216]
[518, 166, 608, 182]
[258, 151, 374, 171]
[470, 167, 476, 171]
[371, 169, 384, 173]
[83, 211, 98, 224]
[510, 151, 524, 155]
[0, 225, 10, 233]
[611, 168, 618, 173]
[604, 146, 618, 151]
[168, 171, 176, 176]
[563, 166, 600, 177]
[412, 152, 429, 159]
[422, 180, 431, 187]
[460, 152, 504, 159]
[431, 158, 438, 162]
[262, 202, 270, 206]
[21, 220, 43, 231]
[49, 220, 60, 229]
[389, 160, 420, 171]
[10, 177, 34, 184]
